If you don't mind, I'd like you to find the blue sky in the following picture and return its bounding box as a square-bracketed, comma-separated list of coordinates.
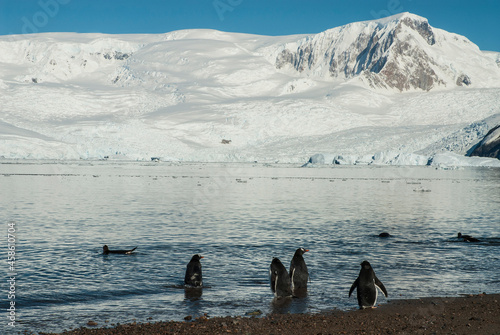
[1, 0, 499, 51]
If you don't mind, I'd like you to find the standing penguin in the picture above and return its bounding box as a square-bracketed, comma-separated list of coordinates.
[269, 257, 292, 298]
[184, 254, 203, 287]
[289, 248, 309, 290]
[349, 260, 388, 309]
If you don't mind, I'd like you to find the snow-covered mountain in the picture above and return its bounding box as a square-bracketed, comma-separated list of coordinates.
[273, 12, 499, 91]
[1, 12, 499, 165]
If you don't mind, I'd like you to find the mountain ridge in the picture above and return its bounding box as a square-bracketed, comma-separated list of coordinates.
[1, 12, 499, 91]
[273, 12, 499, 91]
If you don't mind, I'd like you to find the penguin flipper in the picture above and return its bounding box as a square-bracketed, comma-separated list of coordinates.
[375, 277, 388, 297]
[349, 278, 359, 297]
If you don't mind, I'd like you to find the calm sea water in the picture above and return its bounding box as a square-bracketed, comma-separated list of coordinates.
[1, 161, 499, 334]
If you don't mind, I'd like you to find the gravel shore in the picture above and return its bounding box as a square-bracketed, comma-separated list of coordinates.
[48, 293, 500, 335]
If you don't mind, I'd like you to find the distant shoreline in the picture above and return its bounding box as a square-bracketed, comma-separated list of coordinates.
[52, 293, 500, 335]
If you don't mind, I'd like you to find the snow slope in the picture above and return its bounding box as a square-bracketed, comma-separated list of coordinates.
[0, 13, 499, 165]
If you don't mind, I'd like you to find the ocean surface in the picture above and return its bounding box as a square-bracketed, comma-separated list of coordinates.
[1, 161, 499, 334]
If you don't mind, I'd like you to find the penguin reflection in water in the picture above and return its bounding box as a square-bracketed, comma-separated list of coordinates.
[269, 258, 292, 298]
[289, 248, 309, 294]
[184, 254, 203, 287]
[349, 260, 388, 309]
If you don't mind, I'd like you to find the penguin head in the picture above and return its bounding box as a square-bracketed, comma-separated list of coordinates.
[103, 245, 109, 252]
[271, 257, 283, 266]
[191, 254, 204, 262]
[457, 232, 462, 238]
[360, 260, 372, 270]
[295, 248, 309, 256]
[271, 257, 286, 274]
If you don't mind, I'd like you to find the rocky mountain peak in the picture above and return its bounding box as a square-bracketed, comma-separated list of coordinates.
[274, 12, 499, 91]
[395, 14, 435, 45]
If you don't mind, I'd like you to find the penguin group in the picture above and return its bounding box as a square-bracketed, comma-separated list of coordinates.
[268, 248, 388, 309]
[102, 244, 389, 309]
[270, 248, 310, 298]
[102, 245, 204, 288]
[102, 229, 485, 310]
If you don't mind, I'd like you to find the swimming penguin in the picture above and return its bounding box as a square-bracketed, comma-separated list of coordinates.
[289, 248, 309, 290]
[184, 254, 203, 287]
[349, 260, 388, 309]
[457, 232, 480, 242]
[378, 232, 391, 238]
[102, 245, 137, 255]
[269, 257, 292, 298]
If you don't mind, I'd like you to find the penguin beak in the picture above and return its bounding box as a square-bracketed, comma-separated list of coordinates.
[305, 249, 309, 252]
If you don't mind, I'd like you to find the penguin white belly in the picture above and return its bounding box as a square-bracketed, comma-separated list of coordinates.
[274, 274, 279, 295]
[362, 285, 378, 309]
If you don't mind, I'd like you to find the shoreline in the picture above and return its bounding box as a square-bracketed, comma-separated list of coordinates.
[49, 293, 500, 335]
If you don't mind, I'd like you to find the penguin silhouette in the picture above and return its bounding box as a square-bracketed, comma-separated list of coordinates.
[103, 245, 137, 255]
[289, 248, 309, 290]
[269, 257, 292, 298]
[184, 254, 203, 287]
[457, 232, 480, 242]
[349, 260, 388, 309]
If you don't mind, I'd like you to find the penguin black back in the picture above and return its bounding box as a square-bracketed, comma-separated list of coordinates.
[103, 245, 137, 255]
[349, 260, 387, 309]
[269, 257, 292, 298]
[289, 248, 309, 290]
[185, 254, 203, 287]
[457, 232, 480, 242]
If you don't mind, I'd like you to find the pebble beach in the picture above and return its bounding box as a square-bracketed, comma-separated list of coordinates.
[48, 293, 500, 335]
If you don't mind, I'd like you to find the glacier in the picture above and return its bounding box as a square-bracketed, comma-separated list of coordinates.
[0, 12, 500, 166]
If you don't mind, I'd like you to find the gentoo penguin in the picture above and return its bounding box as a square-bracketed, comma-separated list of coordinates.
[103, 245, 137, 255]
[349, 260, 388, 309]
[269, 257, 292, 298]
[289, 248, 309, 290]
[184, 254, 203, 287]
[457, 232, 480, 242]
